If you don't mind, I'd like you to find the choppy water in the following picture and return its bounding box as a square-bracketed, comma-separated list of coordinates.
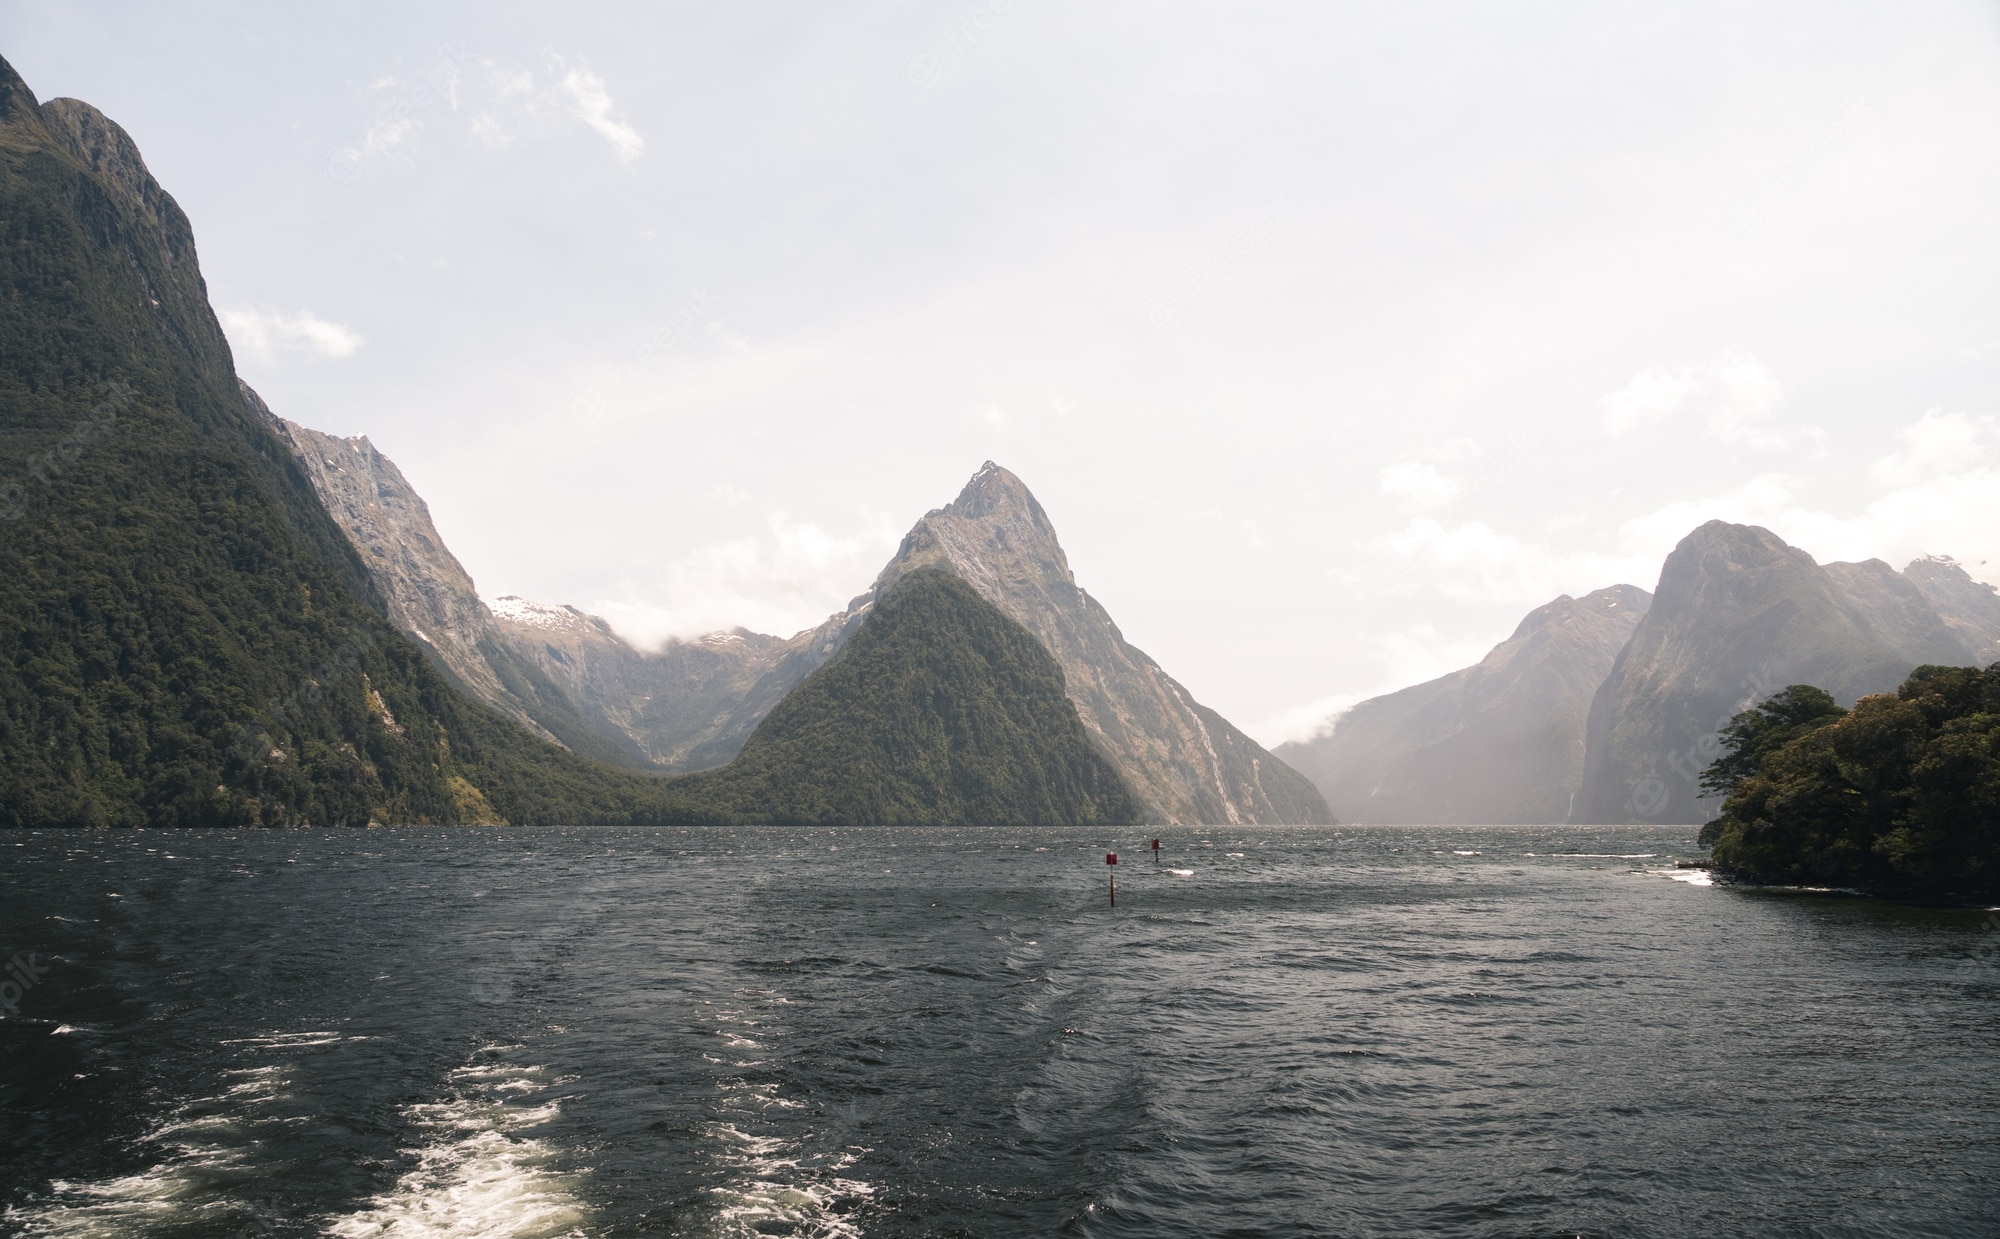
[2, 824, 1997, 1238]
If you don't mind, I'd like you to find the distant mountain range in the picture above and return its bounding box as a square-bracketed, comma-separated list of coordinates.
[6, 52, 1991, 831]
[1283, 521, 1999, 825]
[0, 53, 1322, 826]
[268, 407, 1329, 823]
[1276, 586, 1650, 824]
[1574, 522, 1998, 823]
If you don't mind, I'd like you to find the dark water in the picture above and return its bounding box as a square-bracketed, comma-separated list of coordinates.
[2, 824, 1997, 1238]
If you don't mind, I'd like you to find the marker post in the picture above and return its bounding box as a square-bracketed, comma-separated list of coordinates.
[1106, 852, 1117, 906]
[1151, 837, 1160, 863]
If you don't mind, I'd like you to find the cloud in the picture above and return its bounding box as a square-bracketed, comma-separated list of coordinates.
[1378, 460, 1460, 511]
[220, 307, 365, 359]
[1257, 623, 1501, 746]
[1378, 516, 1636, 604]
[590, 511, 902, 646]
[1601, 351, 1789, 447]
[1869, 409, 1997, 487]
[554, 59, 644, 164]
[1380, 406, 2000, 616]
[361, 116, 420, 159]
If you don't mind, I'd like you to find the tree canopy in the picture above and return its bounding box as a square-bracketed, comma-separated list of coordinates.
[1701, 665, 2000, 897]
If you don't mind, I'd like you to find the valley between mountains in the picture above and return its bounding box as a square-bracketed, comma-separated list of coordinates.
[4, 51, 1997, 833]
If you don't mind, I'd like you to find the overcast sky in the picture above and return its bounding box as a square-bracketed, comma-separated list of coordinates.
[5, 2, 1998, 744]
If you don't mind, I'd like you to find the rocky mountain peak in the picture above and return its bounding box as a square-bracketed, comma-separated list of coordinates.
[36, 98, 169, 219]
[0, 54, 41, 134]
[487, 595, 602, 636]
[1903, 554, 2000, 663]
[866, 462, 1329, 824]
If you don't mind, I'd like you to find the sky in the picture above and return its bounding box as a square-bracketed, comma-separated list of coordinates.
[3, 2, 1998, 746]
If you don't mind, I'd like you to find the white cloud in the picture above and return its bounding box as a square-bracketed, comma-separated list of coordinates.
[590, 511, 901, 646]
[1378, 516, 1635, 604]
[1601, 351, 1789, 447]
[361, 116, 420, 159]
[554, 59, 644, 164]
[1380, 405, 2000, 621]
[1378, 460, 1460, 511]
[1869, 409, 1996, 487]
[220, 307, 365, 360]
[1257, 623, 1500, 746]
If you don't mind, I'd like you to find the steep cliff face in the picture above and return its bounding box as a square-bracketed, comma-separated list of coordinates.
[1276, 585, 1650, 823]
[1904, 556, 2000, 664]
[863, 462, 1332, 825]
[261, 404, 651, 768]
[1573, 522, 1974, 824]
[0, 57, 704, 827]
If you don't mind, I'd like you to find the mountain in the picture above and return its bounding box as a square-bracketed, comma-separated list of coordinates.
[1274, 585, 1650, 823]
[1573, 522, 1978, 824]
[282, 434, 1327, 822]
[261, 401, 654, 768]
[485, 595, 863, 772]
[1903, 555, 2000, 664]
[676, 569, 1143, 825]
[263, 404, 867, 773]
[853, 463, 1330, 825]
[0, 56, 709, 827]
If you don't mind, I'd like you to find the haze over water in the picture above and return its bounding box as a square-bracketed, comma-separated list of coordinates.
[3, 825, 1996, 1237]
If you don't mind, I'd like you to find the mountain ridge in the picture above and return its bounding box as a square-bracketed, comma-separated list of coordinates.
[1276, 585, 1650, 823]
[1573, 521, 1980, 824]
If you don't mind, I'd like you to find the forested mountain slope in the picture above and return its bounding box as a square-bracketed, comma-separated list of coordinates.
[0, 55, 709, 826]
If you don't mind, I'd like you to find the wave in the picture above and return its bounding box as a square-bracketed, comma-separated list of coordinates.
[326, 1056, 586, 1239]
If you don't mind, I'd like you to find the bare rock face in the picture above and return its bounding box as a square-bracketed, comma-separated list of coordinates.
[266, 402, 508, 708]
[1276, 585, 1650, 824]
[263, 396, 861, 773]
[862, 463, 1332, 825]
[259, 395, 653, 768]
[1903, 555, 2000, 664]
[1573, 522, 1977, 825]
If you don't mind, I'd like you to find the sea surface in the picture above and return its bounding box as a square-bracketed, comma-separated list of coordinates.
[2, 824, 1996, 1238]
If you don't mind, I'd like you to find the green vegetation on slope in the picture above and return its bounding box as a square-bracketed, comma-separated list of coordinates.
[0, 61, 714, 827]
[674, 569, 1144, 825]
[1701, 665, 2000, 897]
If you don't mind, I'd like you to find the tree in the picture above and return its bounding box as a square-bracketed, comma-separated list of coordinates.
[1700, 665, 2000, 897]
[1697, 685, 1847, 806]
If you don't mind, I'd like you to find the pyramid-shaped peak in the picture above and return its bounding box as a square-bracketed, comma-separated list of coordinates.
[945, 461, 1043, 523]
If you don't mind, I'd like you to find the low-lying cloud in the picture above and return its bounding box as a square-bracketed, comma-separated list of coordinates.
[220, 307, 365, 359]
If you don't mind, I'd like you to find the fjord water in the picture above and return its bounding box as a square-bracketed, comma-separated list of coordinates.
[2, 826, 1995, 1238]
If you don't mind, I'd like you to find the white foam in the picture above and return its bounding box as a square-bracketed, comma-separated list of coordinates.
[4, 1064, 295, 1237]
[698, 1001, 874, 1238]
[1667, 869, 1715, 886]
[326, 1059, 586, 1239]
[1166, 868, 1194, 876]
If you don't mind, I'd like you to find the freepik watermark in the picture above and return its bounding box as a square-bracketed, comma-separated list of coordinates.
[225, 627, 381, 771]
[562, 284, 719, 429]
[906, 0, 1027, 88]
[0, 952, 52, 1017]
[328, 43, 478, 183]
[0, 381, 134, 522]
[467, 875, 618, 1005]
[1149, 192, 1294, 331]
[1627, 662, 1781, 818]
